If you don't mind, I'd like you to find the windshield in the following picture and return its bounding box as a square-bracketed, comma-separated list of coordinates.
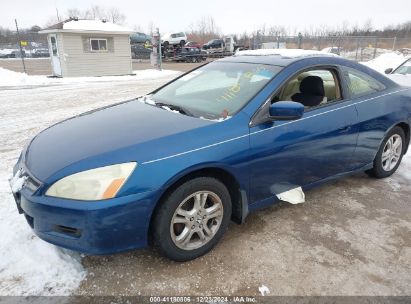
[151, 62, 281, 120]
[394, 58, 411, 75]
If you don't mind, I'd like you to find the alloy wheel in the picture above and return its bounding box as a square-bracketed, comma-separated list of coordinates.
[170, 191, 224, 250]
[381, 134, 403, 171]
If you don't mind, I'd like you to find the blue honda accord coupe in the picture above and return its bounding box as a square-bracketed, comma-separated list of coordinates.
[11, 49, 411, 261]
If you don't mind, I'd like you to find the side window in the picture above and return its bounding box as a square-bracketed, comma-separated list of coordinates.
[393, 59, 411, 75]
[275, 68, 342, 109]
[344, 67, 385, 98]
[90, 38, 107, 51]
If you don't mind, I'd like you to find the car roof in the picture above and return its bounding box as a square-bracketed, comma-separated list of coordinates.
[219, 49, 338, 67]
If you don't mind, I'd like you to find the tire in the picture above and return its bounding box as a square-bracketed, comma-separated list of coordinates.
[152, 177, 232, 261]
[163, 41, 169, 48]
[180, 40, 186, 46]
[366, 126, 405, 178]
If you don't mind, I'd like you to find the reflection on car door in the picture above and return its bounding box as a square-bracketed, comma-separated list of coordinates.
[248, 101, 358, 204]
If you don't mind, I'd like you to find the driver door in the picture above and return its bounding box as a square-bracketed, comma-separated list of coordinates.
[248, 67, 358, 203]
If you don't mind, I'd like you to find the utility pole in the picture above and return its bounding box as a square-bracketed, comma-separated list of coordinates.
[56, 8, 60, 22]
[157, 28, 162, 71]
[14, 19, 27, 74]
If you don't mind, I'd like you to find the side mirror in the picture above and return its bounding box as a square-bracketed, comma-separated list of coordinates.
[269, 101, 304, 121]
[385, 68, 393, 74]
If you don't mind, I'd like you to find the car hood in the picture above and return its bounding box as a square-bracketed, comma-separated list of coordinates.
[386, 74, 411, 87]
[25, 100, 213, 181]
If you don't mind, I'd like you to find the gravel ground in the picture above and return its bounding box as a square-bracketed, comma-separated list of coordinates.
[0, 74, 410, 297]
[78, 172, 411, 296]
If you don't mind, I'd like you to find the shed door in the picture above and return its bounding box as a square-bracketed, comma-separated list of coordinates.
[49, 34, 62, 76]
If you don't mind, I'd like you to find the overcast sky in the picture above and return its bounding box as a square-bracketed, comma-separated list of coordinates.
[2, 0, 410, 34]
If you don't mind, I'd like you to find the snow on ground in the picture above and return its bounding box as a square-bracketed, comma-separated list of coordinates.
[0, 67, 180, 88]
[398, 149, 411, 181]
[0, 70, 180, 295]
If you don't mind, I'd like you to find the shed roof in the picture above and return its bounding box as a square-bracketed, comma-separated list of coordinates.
[39, 19, 133, 34]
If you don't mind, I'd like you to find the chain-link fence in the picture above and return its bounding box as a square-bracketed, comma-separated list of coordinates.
[0, 31, 48, 58]
[251, 35, 411, 61]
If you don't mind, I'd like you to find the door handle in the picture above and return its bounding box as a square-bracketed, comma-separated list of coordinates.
[338, 126, 351, 133]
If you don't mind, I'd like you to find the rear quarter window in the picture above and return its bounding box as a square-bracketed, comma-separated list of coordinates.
[344, 67, 385, 98]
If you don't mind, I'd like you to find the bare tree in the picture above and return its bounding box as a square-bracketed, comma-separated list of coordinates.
[63, 6, 127, 25]
[44, 16, 61, 27]
[187, 16, 221, 44]
[66, 8, 82, 19]
[133, 24, 144, 32]
[0, 26, 12, 37]
[85, 5, 106, 20]
[147, 21, 155, 35]
[362, 18, 373, 35]
[106, 7, 126, 24]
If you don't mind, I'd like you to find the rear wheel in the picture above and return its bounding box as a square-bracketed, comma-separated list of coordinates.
[152, 177, 231, 261]
[366, 126, 405, 178]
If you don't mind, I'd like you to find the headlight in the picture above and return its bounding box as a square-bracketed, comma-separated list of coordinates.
[46, 162, 137, 201]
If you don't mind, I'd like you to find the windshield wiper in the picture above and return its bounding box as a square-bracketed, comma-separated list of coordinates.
[154, 102, 193, 117]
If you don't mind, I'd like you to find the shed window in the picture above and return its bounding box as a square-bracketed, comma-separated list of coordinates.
[90, 39, 107, 51]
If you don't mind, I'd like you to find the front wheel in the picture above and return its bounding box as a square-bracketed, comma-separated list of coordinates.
[366, 126, 405, 178]
[152, 177, 232, 261]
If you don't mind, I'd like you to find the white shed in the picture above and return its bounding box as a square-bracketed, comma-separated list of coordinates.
[39, 19, 133, 77]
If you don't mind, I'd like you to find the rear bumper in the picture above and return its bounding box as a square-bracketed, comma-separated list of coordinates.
[18, 189, 159, 255]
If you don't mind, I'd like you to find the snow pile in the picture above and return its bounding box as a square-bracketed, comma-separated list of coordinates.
[361, 52, 407, 74]
[341, 47, 394, 62]
[0, 67, 180, 87]
[235, 48, 336, 58]
[10, 172, 27, 193]
[0, 167, 86, 295]
[0, 68, 40, 86]
[0, 69, 179, 295]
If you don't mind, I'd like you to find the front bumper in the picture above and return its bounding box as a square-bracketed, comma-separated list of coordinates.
[16, 188, 159, 255]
